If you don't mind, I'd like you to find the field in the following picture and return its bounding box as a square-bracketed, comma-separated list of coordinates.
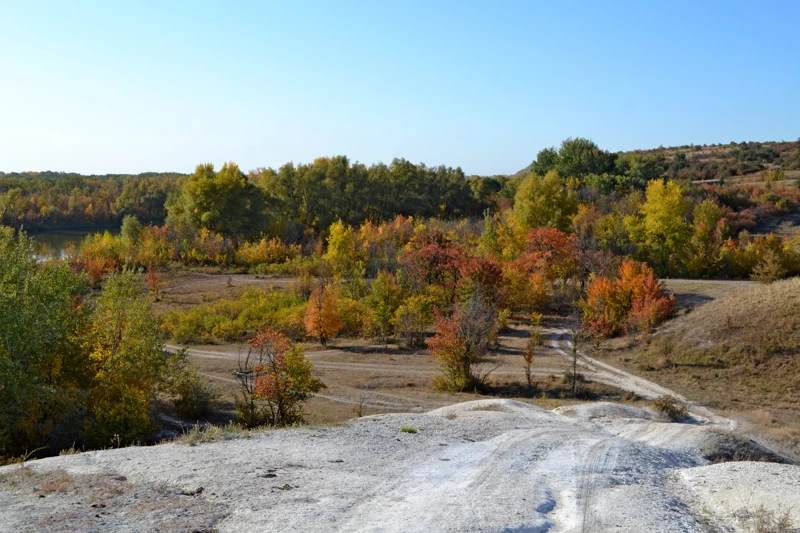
[154, 270, 636, 426]
[170, 319, 624, 426]
[150, 271, 800, 463]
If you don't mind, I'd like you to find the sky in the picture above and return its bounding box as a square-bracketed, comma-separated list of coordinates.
[1, 1, 798, 176]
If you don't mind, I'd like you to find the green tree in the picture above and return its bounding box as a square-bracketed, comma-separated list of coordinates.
[167, 162, 268, 240]
[0, 227, 90, 458]
[120, 214, 143, 243]
[513, 171, 577, 231]
[556, 137, 614, 179]
[531, 147, 560, 176]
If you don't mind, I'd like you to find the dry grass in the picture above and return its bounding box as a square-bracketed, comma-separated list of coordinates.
[602, 277, 800, 460]
[174, 421, 254, 446]
[664, 277, 800, 355]
[741, 505, 796, 533]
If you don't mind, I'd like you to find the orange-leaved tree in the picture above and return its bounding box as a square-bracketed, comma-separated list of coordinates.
[428, 290, 497, 392]
[304, 286, 343, 347]
[580, 260, 676, 338]
[235, 327, 325, 427]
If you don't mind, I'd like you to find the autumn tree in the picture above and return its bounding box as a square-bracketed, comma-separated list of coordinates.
[324, 220, 367, 298]
[626, 179, 691, 274]
[365, 271, 403, 341]
[235, 328, 325, 427]
[514, 227, 577, 284]
[523, 313, 543, 389]
[456, 254, 504, 306]
[513, 171, 577, 231]
[398, 230, 463, 297]
[304, 286, 344, 347]
[685, 199, 730, 277]
[83, 270, 167, 447]
[478, 209, 501, 258]
[580, 260, 676, 338]
[392, 295, 434, 348]
[428, 290, 497, 392]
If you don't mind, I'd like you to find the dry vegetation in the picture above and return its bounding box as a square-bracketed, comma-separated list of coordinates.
[602, 278, 800, 459]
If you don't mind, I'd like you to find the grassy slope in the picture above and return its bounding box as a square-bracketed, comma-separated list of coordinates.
[601, 278, 800, 458]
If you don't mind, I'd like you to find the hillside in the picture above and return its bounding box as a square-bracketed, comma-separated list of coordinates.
[517, 139, 800, 183]
[1, 400, 797, 532]
[604, 278, 800, 457]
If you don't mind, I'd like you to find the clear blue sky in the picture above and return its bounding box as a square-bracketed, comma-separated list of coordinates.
[1, 1, 798, 176]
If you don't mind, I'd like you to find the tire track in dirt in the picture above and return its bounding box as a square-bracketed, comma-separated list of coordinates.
[196, 369, 453, 412]
[575, 439, 619, 532]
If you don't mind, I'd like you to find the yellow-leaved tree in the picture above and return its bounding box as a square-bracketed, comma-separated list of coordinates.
[83, 270, 166, 447]
[626, 179, 691, 274]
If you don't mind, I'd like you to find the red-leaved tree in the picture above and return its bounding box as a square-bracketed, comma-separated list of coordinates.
[235, 328, 325, 427]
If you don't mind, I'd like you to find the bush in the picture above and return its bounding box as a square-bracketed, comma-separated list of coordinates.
[161, 288, 307, 343]
[338, 297, 370, 337]
[429, 291, 497, 392]
[234, 328, 325, 427]
[236, 237, 300, 266]
[162, 350, 221, 420]
[652, 396, 689, 422]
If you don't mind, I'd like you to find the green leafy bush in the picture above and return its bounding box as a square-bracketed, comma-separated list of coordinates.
[161, 288, 307, 343]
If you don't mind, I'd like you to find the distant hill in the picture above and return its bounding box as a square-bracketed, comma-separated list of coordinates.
[516, 140, 800, 183]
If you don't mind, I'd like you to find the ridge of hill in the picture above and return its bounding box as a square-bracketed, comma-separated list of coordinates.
[516, 139, 800, 183]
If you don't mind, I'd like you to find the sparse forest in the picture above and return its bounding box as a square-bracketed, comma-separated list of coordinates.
[3, 137, 800, 460]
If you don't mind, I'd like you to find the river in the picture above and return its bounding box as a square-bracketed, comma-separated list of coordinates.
[29, 228, 119, 260]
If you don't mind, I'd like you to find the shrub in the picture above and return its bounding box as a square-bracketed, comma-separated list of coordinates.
[161, 289, 307, 343]
[234, 328, 325, 427]
[162, 350, 221, 420]
[652, 396, 689, 422]
[400, 425, 418, 434]
[742, 505, 795, 533]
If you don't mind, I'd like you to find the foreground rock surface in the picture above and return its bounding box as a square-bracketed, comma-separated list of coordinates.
[1, 400, 797, 532]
